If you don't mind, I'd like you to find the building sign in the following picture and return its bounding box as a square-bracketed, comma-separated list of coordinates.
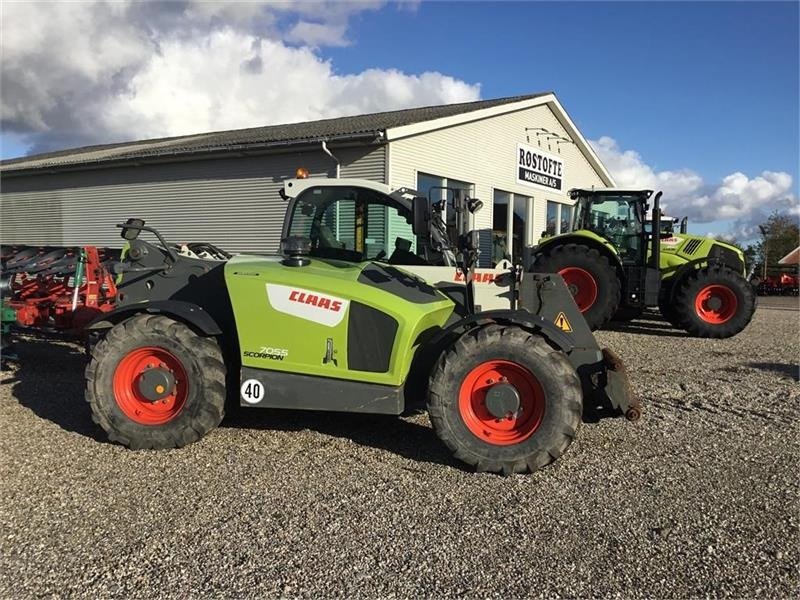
[516, 143, 565, 192]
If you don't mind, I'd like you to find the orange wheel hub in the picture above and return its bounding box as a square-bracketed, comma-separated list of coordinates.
[113, 347, 188, 425]
[458, 360, 545, 446]
[694, 284, 738, 324]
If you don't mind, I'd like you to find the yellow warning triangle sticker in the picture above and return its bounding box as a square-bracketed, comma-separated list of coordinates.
[554, 312, 573, 332]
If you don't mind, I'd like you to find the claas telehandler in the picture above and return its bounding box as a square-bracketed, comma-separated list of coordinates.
[81, 178, 638, 474]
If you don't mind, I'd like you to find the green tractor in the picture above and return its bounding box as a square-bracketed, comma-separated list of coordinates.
[81, 178, 637, 474]
[529, 188, 755, 338]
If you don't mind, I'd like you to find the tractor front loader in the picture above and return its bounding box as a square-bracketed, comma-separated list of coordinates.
[528, 188, 755, 338]
[79, 178, 638, 474]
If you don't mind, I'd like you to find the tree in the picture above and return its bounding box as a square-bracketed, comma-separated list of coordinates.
[758, 212, 800, 277]
[742, 243, 760, 275]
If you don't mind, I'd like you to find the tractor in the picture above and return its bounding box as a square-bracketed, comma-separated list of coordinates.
[79, 178, 638, 474]
[527, 188, 755, 338]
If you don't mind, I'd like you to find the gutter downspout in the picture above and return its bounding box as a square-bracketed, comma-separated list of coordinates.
[321, 140, 340, 178]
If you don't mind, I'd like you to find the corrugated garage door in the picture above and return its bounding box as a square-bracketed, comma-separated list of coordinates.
[0, 145, 386, 254]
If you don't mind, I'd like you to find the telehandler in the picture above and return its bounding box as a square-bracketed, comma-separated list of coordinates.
[81, 178, 638, 474]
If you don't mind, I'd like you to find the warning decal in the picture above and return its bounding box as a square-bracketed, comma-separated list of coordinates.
[554, 312, 573, 332]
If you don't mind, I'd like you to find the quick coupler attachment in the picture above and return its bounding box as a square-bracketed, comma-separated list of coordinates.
[601, 347, 640, 421]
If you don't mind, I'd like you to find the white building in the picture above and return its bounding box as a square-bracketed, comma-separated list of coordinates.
[1, 93, 615, 266]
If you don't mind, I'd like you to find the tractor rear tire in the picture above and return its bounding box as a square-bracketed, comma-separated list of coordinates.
[532, 243, 621, 330]
[427, 325, 582, 475]
[85, 314, 226, 449]
[672, 265, 756, 338]
[658, 282, 682, 328]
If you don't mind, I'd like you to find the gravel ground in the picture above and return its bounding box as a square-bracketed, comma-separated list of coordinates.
[1, 306, 798, 598]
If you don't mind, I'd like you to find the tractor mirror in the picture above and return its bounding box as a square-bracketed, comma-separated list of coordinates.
[412, 196, 429, 236]
[120, 218, 145, 240]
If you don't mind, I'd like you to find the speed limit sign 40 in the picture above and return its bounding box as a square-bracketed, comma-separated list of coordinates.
[240, 379, 265, 404]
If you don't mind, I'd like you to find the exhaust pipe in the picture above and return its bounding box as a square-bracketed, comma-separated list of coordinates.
[650, 192, 662, 269]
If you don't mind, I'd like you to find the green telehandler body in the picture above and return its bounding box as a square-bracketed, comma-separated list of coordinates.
[81, 178, 638, 474]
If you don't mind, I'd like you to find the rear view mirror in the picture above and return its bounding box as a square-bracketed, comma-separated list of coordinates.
[412, 196, 429, 236]
[120, 218, 145, 240]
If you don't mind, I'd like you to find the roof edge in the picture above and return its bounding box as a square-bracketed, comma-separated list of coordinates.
[384, 93, 616, 188]
[0, 131, 383, 176]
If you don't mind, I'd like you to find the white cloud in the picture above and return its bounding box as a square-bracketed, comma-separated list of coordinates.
[285, 21, 351, 47]
[591, 136, 798, 240]
[0, 1, 480, 152]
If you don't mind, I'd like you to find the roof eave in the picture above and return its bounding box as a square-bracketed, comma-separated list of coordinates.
[0, 131, 385, 176]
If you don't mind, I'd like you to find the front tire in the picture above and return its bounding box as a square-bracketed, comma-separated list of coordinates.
[532, 243, 621, 330]
[673, 265, 756, 338]
[85, 314, 226, 449]
[427, 325, 582, 474]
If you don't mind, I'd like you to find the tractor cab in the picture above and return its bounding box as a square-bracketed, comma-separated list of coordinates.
[570, 188, 654, 266]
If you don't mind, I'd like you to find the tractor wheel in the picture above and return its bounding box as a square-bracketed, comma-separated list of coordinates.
[532, 243, 620, 330]
[85, 314, 226, 449]
[427, 325, 582, 474]
[658, 281, 682, 328]
[672, 265, 756, 338]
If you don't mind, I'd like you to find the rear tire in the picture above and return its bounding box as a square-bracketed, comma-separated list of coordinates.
[85, 314, 226, 449]
[532, 243, 621, 330]
[673, 265, 755, 338]
[427, 325, 582, 475]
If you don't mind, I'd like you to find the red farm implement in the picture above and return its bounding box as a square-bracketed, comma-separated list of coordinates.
[756, 272, 800, 296]
[1, 245, 120, 333]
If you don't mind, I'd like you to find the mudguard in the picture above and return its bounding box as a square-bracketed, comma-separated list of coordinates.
[431, 309, 575, 354]
[85, 300, 222, 336]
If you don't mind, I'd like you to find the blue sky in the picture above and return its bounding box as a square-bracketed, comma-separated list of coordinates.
[1, 1, 798, 240]
[328, 1, 799, 186]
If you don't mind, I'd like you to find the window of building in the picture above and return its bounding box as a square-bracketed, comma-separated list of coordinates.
[546, 200, 559, 238]
[492, 190, 533, 266]
[561, 203, 574, 234]
[492, 190, 512, 266]
[417, 173, 446, 202]
[417, 173, 474, 202]
[515, 194, 533, 250]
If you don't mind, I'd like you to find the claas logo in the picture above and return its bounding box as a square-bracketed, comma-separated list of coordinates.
[454, 271, 496, 283]
[289, 290, 343, 312]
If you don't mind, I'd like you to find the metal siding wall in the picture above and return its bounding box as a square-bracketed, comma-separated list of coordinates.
[0, 144, 386, 253]
[338, 145, 386, 180]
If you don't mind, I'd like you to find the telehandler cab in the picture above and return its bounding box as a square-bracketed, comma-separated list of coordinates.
[528, 188, 755, 338]
[83, 179, 637, 474]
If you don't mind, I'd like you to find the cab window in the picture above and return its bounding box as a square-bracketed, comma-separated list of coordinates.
[288, 186, 419, 263]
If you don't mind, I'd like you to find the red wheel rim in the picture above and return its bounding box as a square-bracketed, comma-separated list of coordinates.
[113, 347, 188, 425]
[458, 360, 545, 446]
[559, 267, 598, 312]
[694, 284, 738, 324]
